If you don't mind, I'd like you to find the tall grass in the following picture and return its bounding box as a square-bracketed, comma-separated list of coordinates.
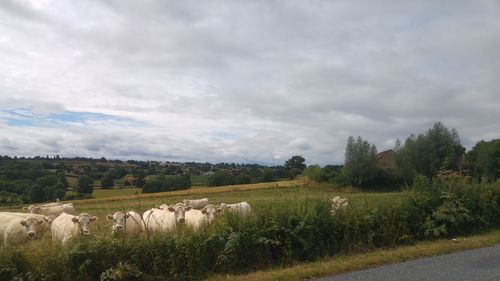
[1, 180, 499, 280]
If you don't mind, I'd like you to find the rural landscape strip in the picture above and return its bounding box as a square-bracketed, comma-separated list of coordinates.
[207, 229, 500, 281]
[2, 180, 298, 209]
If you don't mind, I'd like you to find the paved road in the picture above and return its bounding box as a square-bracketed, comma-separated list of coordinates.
[315, 244, 500, 281]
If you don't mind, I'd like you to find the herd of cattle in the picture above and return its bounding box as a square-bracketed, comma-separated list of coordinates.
[0, 196, 349, 247]
[0, 198, 253, 246]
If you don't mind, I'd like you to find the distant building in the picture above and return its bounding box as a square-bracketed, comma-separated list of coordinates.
[376, 149, 396, 169]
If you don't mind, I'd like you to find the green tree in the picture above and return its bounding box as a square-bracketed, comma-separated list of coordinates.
[76, 175, 94, 194]
[101, 171, 115, 189]
[284, 155, 306, 179]
[395, 122, 465, 180]
[342, 136, 378, 187]
[27, 184, 46, 203]
[467, 139, 500, 182]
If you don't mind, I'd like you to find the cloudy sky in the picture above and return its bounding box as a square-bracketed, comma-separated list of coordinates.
[1, 1, 499, 165]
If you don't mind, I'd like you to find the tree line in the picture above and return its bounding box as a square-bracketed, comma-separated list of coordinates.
[305, 122, 499, 189]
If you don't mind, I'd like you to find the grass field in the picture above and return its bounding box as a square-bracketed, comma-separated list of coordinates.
[0, 180, 404, 238]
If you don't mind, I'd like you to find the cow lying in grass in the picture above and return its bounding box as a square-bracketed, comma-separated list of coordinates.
[219, 202, 251, 216]
[330, 196, 349, 215]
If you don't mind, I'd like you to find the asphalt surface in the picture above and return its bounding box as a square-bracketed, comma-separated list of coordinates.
[315, 244, 500, 281]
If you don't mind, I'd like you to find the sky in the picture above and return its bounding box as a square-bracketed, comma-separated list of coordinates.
[1, 1, 500, 165]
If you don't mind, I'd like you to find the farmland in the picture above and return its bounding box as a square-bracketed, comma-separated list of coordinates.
[0, 179, 404, 237]
[1, 179, 499, 281]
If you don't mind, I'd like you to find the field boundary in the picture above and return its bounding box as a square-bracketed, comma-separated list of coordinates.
[207, 229, 500, 281]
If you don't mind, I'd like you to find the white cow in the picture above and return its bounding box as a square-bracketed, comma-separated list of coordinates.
[51, 212, 98, 245]
[220, 202, 252, 216]
[106, 211, 143, 235]
[143, 203, 192, 232]
[330, 196, 349, 215]
[0, 213, 52, 246]
[185, 204, 222, 230]
[182, 198, 209, 209]
[24, 203, 75, 217]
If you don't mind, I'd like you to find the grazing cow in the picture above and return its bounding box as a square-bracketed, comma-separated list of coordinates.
[106, 211, 143, 235]
[330, 196, 349, 215]
[51, 213, 98, 245]
[185, 204, 222, 230]
[143, 203, 192, 232]
[24, 203, 75, 217]
[182, 198, 209, 209]
[0, 213, 52, 246]
[219, 202, 252, 216]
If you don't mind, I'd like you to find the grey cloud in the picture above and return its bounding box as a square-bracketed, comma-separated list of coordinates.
[0, 1, 499, 164]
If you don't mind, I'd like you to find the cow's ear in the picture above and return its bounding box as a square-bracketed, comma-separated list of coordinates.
[71, 217, 79, 223]
[20, 220, 27, 226]
[90, 216, 98, 222]
[185, 205, 192, 211]
[124, 213, 130, 218]
[201, 209, 207, 214]
[46, 216, 55, 224]
[167, 206, 175, 212]
[216, 208, 223, 213]
[106, 215, 113, 220]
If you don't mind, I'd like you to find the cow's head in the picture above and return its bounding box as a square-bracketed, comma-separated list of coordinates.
[71, 213, 98, 235]
[106, 212, 130, 234]
[201, 204, 222, 224]
[20, 215, 51, 239]
[22, 205, 40, 214]
[167, 203, 192, 223]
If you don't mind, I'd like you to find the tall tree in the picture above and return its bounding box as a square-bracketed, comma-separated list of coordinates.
[395, 122, 465, 180]
[342, 136, 378, 187]
[467, 139, 500, 182]
[284, 155, 306, 179]
[76, 175, 93, 194]
[101, 171, 115, 189]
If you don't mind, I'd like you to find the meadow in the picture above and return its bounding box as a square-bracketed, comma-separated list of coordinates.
[0, 179, 403, 237]
[1, 178, 499, 281]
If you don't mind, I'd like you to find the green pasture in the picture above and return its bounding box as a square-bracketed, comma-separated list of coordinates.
[0, 182, 405, 238]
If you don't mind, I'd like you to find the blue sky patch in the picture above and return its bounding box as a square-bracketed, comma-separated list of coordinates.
[1, 109, 139, 128]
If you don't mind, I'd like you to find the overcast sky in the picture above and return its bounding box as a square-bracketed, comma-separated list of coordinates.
[1, 1, 499, 165]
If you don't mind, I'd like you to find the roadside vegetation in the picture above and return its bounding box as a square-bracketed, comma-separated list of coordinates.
[1, 177, 499, 281]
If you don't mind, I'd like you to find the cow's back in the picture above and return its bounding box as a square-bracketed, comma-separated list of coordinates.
[51, 213, 76, 244]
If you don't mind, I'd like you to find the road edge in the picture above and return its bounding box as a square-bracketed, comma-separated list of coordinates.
[207, 229, 500, 281]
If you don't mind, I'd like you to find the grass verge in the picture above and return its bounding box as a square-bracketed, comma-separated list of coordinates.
[207, 229, 500, 281]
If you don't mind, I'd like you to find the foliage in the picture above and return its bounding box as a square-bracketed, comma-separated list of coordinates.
[101, 171, 115, 189]
[303, 165, 343, 184]
[466, 138, 500, 182]
[142, 174, 191, 193]
[342, 136, 378, 187]
[284, 156, 306, 179]
[394, 122, 465, 181]
[76, 175, 94, 194]
[207, 168, 286, 187]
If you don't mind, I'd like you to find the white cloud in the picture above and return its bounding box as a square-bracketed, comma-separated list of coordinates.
[0, 0, 499, 164]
